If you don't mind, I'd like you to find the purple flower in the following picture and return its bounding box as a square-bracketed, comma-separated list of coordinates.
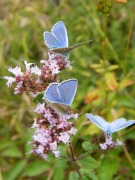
[53, 150, 60, 158]
[24, 60, 34, 72]
[59, 132, 70, 144]
[31, 119, 39, 128]
[100, 135, 122, 150]
[35, 145, 44, 154]
[68, 127, 77, 135]
[31, 66, 41, 76]
[116, 139, 123, 145]
[100, 143, 107, 150]
[31, 102, 78, 159]
[8, 66, 23, 76]
[34, 103, 46, 114]
[50, 141, 57, 151]
[4, 76, 16, 87]
[57, 121, 68, 129]
[40, 53, 72, 77]
[4, 51, 78, 160]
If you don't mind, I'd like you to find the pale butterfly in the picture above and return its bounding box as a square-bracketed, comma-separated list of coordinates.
[43, 21, 92, 57]
[86, 113, 135, 136]
[43, 79, 78, 114]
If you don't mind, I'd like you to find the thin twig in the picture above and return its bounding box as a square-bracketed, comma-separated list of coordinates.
[117, 131, 135, 169]
[47, 168, 54, 180]
[123, 11, 135, 73]
[75, 148, 100, 161]
[60, 155, 71, 161]
[122, 145, 135, 169]
[125, 12, 135, 55]
[0, 168, 2, 180]
[69, 141, 82, 178]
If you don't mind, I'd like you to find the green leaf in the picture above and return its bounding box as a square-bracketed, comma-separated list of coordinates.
[117, 95, 135, 108]
[79, 156, 97, 170]
[53, 167, 65, 180]
[55, 157, 68, 168]
[57, 145, 68, 157]
[3, 160, 27, 180]
[125, 131, 135, 140]
[81, 169, 98, 180]
[97, 154, 119, 180]
[54, 145, 68, 168]
[69, 172, 79, 180]
[22, 160, 49, 177]
[50, 148, 68, 178]
[81, 176, 90, 180]
[82, 141, 95, 152]
[33, 92, 44, 103]
[1, 146, 22, 157]
[0, 141, 16, 151]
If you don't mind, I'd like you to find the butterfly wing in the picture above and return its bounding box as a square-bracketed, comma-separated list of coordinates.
[52, 40, 92, 56]
[43, 82, 62, 103]
[110, 118, 135, 133]
[44, 99, 70, 115]
[52, 21, 68, 48]
[43, 82, 70, 114]
[86, 114, 109, 132]
[44, 21, 68, 50]
[44, 32, 62, 49]
[51, 47, 71, 57]
[58, 79, 78, 106]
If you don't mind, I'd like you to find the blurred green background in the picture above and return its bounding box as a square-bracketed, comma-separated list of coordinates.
[0, 0, 135, 179]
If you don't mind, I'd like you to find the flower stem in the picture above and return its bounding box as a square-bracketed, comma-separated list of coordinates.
[75, 148, 100, 161]
[69, 141, 82, 178]
[118, 131, 135, 169]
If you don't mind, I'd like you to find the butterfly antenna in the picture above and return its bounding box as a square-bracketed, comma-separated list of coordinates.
[5, 64, 12, 69]
[71, 39, 93, 50]
[21, 57, 26, 62]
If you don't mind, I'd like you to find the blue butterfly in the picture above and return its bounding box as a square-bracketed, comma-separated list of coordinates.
[43, 21, 92, 57]
[86, 113, 135, 136]
[43, 79, 78, 114]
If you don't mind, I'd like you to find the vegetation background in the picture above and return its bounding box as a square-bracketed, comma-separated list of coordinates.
[0, 0, 135, 179]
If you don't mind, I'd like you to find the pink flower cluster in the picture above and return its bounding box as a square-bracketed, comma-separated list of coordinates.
[91, 133, 123, 151]
[31, 103, 78, 159]
[4, 54, 72, 96]
[4, 52, 78, 159]
[100, 136, 123, 150]
[40, 53, 72, 79]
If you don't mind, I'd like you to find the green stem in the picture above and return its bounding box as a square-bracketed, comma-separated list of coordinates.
[117, 131, 135, 169]
[123, 11, 135, 74]
[69, 141, 82, 178]
[75, 148, 100, 161]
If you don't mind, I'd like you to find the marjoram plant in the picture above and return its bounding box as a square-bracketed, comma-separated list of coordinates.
[4, 21, 135, 179]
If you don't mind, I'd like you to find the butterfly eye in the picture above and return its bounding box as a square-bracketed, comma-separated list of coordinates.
[66, 111, 71, 115]
[106, 132, 111, 137]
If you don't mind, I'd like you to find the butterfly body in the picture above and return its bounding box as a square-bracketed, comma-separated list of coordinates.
[50, 47, 71, 58]
[50, 40, 92, 57]
[44, 21, 92, 57]
[86, 114, 135, 136]
[43, 79, 78, 114]
[44, 99, 70, 114]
